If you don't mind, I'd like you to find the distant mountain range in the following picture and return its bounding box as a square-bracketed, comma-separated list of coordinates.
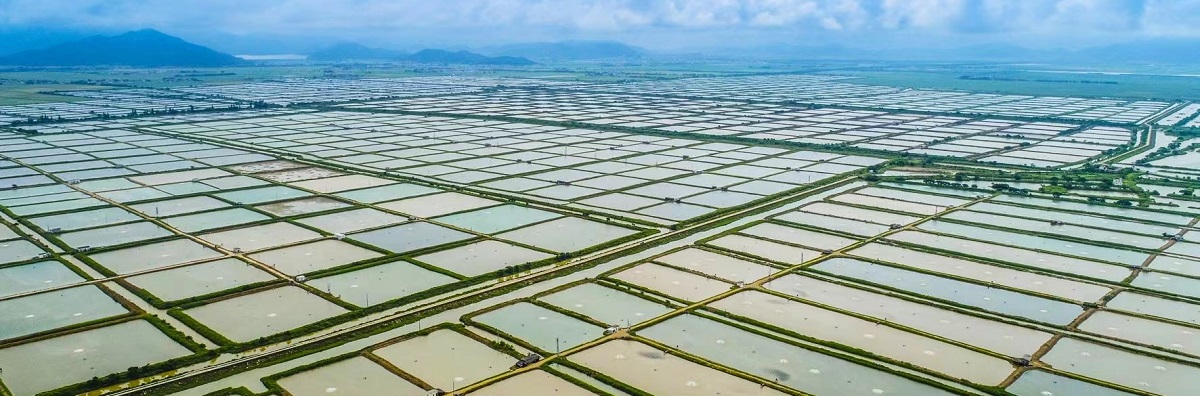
[307, 42, 402, 61]
[480, 41, 646, 60]
[4, 27, 1198, 67]
[306, 44, 535, 65]
[400, 49, 533, 65]
[0, 29, 246, 67]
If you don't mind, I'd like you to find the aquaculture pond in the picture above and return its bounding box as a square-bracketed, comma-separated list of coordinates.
[350, 222, 474, 254]
[124, 258, 276, 302]
[568, 339, 790, 396]
[295, 208, 409, 234]
[1040, 337, 1200, 395]
[1077, 310, 1200, 357]
[0, 284, 128, 340]
[538, 282, 673, 327]
[372, 329, 515, 390]
[275, 356, 425, 396]
[709, 290, 1015, 385]
[653, 247, 776, 284]
[737, 222, 860, 251]
[182, 286, 347, 342]
[964, 201, 1179, 236]
[640, 313, 962, 396]
[306, 260, 457, 307]
[705, 234, 820, 265]
[495, 217, 639, 253]
[941, 210, 1167, 249]
[0, 320, 192, 396]
[163, 207, 271, 233]
[472, 302, 602, 353]
[809, 257, 1083, 325]
[0, 260, 84, 297]
[886, 230, 1129, 282]
[773, 210, 893, 237]
[249, 240, 383, 275]
[848, 243, 1112, 302]
[414, 240, 553, 277]
[377, 192, 501, 218]
[766, 274, 1053, 357]
[433, 204, 562, 234]
[1006, 370, 1135, 396]
[801, 201, 921, 225]
[200, 222, 322, 252]
[468, 370, 596, 396]
[919, 220, 1149, 266]
[1106, 291, 1200, 326]
[57, 221, 173, 248]
[609, 263, 734, 302]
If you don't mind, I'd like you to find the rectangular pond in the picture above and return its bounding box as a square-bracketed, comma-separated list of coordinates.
[538, 282, 673, 327]
[809, 257, 1083, 325]
[965, 201, 1179, 236]
[848, 243, 1112, 302]
[306, 260, 457, 307]
[919, 220, 1149, 266]
[1078, 311, 1200, 357]
[495, 217, 640, 253]
[86, 238, 224, 274]
[609, 263, 734, 302]
[1106, 291, 1200, 326]
[351, 222, 475, 254]
[773, 210, 893, 237]
[1006, 370, 1135, 396]
[433, 204, 562, 234]
[0, 260, 84, 298]
[887, 231, 1130, 282]
[276, 356, 424, 396]
[57, 221, 174, 248]
[373, 329, 515, 390]
[163, 208, 271, 233]
[468, 370, 596, 396]
[653, 247, 776, 284]
[705, 234, 820, 265]
[296, 208, 409, 234]
[709, 290, 1015, 386]
[124, 258, 276, 302]
[200, 222, 322, 252]
[472, 302, 602, 353]
[0, 319, 192, 396]
[568, 339, 791, 396]
[738, 222, 860, 251]
[0, 284, 129, 340]
[1041, 337, 1200, 395]
[799, 201, 921, 226]
[182, 286, 347, 342]
[640, 313, 962, 396]
[250, 240, 383, 275]
[413, 239, 553, 278]
[943, 210, 1167, 250]
[765, 273, 1053, 357]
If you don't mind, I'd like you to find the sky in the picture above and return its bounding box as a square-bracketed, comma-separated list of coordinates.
[2, 0, 1198, 51]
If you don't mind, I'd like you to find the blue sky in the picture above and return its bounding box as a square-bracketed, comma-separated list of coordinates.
[2, 0, 1196, 50]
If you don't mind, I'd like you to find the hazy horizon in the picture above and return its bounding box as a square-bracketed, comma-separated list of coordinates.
[3, 0, 1198, 54]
